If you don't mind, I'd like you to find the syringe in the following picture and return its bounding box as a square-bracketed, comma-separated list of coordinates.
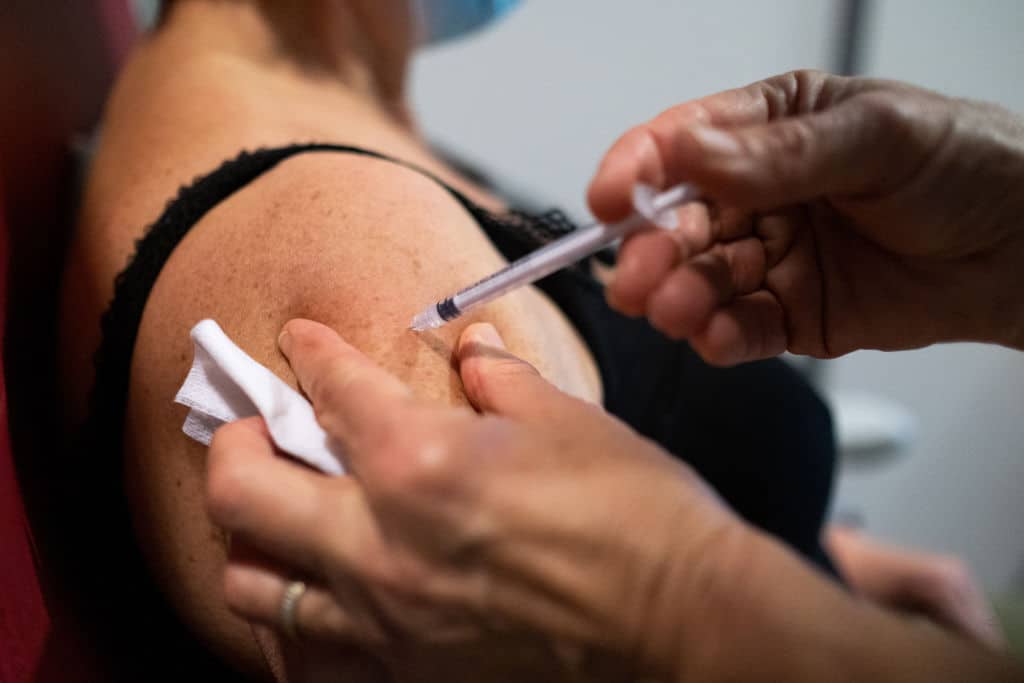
[409, 183, 700, 331]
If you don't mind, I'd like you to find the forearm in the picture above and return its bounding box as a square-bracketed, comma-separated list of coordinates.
[669, 529, 1022, 682]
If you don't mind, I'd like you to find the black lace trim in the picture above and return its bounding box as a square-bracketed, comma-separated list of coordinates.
[73, 143, 596, 674]
[88, 144, 587, 458]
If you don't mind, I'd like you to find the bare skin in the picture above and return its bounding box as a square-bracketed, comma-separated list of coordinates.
[202, 70, 1024, 682]
[206, 319, 1024, 682]
[826, 526, 1005, 649]
[587, 70, 1024, 364]
[59, 0, 599, 678]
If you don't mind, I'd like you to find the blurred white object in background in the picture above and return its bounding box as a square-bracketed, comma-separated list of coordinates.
[828, 390, 916, 461]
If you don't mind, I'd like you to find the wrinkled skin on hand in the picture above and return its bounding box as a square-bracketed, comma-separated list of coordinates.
[588, 69, 1024, 364]
[207, 320, 748, 682]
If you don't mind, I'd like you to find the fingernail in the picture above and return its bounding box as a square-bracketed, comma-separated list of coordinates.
[690, 126, 741, 156]
[468, 322, 505, 349]
[277, 326, 292, 354]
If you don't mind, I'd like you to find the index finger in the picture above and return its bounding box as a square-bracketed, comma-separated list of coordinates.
[207, 416, 368, 575]
[587, 71, 854, 220]
[278, 318, 414, 455]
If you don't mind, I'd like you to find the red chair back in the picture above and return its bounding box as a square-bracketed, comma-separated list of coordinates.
[0, 2, 136, 679]
[0, 188, 50, 683]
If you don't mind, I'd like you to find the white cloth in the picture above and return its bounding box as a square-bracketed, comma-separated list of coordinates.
[174, 319, 345, 475]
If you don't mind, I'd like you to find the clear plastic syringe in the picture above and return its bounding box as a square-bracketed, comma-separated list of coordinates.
[409, 183, 700, 331]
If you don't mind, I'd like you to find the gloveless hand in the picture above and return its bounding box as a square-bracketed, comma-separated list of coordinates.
[206, 319, 749, 679]
[589, 70, 1024, 364]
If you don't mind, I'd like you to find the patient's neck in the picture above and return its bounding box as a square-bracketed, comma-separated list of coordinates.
[163, 0, 415, 126]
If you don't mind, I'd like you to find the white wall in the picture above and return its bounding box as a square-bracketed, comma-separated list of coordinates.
[413, 1, 1024, 592]
[412, 0, 838, 219]
[865, 0, 1024, 107]
[831, 0, 1024, 592]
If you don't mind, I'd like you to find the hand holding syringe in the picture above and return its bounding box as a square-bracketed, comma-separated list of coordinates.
[410, 183, 700, 331]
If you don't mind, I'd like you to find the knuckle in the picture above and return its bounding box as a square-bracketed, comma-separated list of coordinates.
[647, 283, 692, 339]
[864, 93, 901, 126]
[371, 554, 431, 597]
[221, 565, 259, 617]
[649, 308, 688, 341]
[792, 69, 829, 103]
[401, 438, 459, 494]
[770, 118, 817, 163]
[488, 356, 535, 382]
[853, 91, 957, 190]
[368, 424, 460, 500]
[858, 92, 921, 140]
[464, 356, 538, 407]
[758, 72, 799, 119]
[765, 70, 830, 116]
[206, 451, 250, 524]
[792, 67, 828, 83]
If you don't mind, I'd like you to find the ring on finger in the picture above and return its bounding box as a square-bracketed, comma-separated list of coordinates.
[279, 580, 308, 641]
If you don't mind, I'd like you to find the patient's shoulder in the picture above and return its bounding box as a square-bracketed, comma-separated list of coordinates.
[118, 147, 596, 677]
[120, 150, 501, 676]
[143, 150, 513, 394]
[137, 147, 597, 409]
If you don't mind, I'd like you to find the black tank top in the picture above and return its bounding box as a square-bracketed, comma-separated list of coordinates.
[69, 144, 837, 679]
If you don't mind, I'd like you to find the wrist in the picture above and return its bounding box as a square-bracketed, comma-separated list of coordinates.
[641, 514, 765, 680]
[666, 530, 1023, 683]
[616, 492, 754, 679]
[669, 526, 903, 683]
[662, 528, 845, 682]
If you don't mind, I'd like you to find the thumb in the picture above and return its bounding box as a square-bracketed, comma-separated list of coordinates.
[456, 323, 583, 422]
[673, 98, 908, 209]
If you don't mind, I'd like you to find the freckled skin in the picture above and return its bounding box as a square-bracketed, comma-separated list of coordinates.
[60, 53, 602, 682]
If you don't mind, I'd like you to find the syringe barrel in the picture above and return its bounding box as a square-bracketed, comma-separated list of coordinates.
[452, 213, 644, 313]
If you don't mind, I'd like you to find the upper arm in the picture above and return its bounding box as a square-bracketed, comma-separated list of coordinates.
[123, 153, 578, 677]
